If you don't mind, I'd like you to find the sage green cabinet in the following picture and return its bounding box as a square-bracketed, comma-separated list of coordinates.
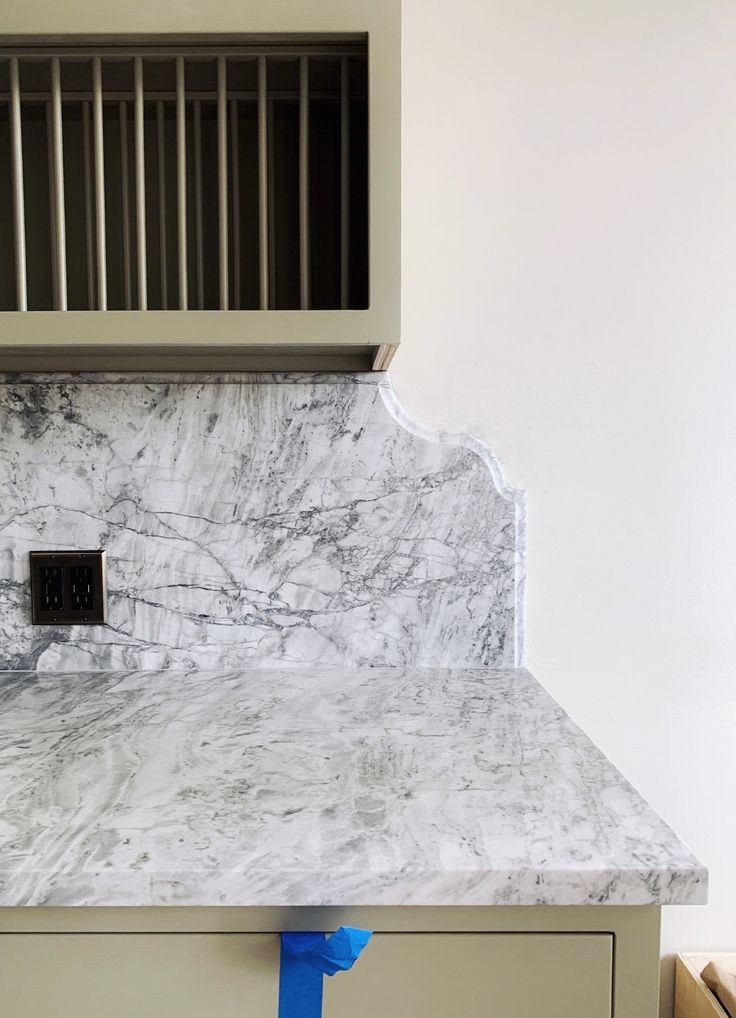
[329, 933, 612, 1018]
[0, 932, 612, 1018]
[0, 0, 401, 372]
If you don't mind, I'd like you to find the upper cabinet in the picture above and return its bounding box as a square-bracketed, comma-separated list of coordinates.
[0, 0, 400, 371]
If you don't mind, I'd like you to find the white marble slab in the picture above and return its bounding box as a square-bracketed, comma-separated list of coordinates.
[0, 666, 706, 907]
[0, 373, 525, 671]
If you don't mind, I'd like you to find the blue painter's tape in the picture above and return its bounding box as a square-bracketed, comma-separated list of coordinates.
[279, 927, 373, 1018]
[279, 932, 325, 1018]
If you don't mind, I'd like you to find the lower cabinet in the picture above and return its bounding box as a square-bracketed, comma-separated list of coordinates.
[0, 932, 612, 1018]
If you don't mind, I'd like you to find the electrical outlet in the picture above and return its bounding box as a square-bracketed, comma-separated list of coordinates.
[70, 565, 94, 611]
[30, 551, 107, 625]
[39, 564, 64, 612]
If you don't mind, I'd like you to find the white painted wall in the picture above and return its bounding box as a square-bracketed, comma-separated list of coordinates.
[394, 0, 736, 1012]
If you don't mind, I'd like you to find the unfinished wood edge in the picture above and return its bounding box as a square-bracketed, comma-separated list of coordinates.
[372, 343, 396, 371]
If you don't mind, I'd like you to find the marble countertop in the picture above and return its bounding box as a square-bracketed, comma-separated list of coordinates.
[0, 667, 706, 908]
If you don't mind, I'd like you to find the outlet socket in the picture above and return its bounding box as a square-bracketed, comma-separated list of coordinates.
[30, 551, 107, 625]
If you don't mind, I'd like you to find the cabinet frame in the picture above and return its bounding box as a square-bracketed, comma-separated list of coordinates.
[0, 0, 401, 372]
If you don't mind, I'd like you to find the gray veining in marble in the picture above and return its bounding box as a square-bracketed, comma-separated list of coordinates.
[0, 373, 525, 671]
[0, 666, 706, 908]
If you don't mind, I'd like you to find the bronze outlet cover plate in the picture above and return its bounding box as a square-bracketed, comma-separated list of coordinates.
[29, 550, 107, 626]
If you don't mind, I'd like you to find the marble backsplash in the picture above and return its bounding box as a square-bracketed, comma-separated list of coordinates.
[0, 373, 526, 671]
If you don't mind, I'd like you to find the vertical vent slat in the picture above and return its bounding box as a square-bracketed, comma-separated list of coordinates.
[217, 56, 228, 310]
[119, 100, 133, 311]
[267, 94, 276, 312]
[46, 101, 59, 311]
[9, 58, 28, 311]
[156, 99, 168, 310]
[50, 57, 67, 310]
[257, 55, 269, 310]
[230, 97, 240, 310]
[175, 56, 187, 310]
[133, 56, 147, 310]
[92, 57, 107, 310]
[193, 97, 204, 310]
[298, 55, 310, 311]
[340, 56, 350, 311]
[81, 101, 95, 310]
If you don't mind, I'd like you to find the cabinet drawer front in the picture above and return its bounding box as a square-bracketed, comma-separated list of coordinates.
[326, 934, 613, 1018]
[0, 934, 278, 1018]
[0, 932, 612, 1018]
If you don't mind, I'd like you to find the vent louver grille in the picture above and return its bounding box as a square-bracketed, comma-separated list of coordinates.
[0, 41, 368, 313]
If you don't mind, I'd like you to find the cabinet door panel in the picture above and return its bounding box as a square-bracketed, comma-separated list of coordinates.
[326, 934, 613, 1018]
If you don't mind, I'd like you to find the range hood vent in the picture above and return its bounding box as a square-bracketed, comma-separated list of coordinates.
[0, 42, 368, 314]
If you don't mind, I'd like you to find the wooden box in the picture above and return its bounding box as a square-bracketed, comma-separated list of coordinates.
[676, 954, 736, 1018]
